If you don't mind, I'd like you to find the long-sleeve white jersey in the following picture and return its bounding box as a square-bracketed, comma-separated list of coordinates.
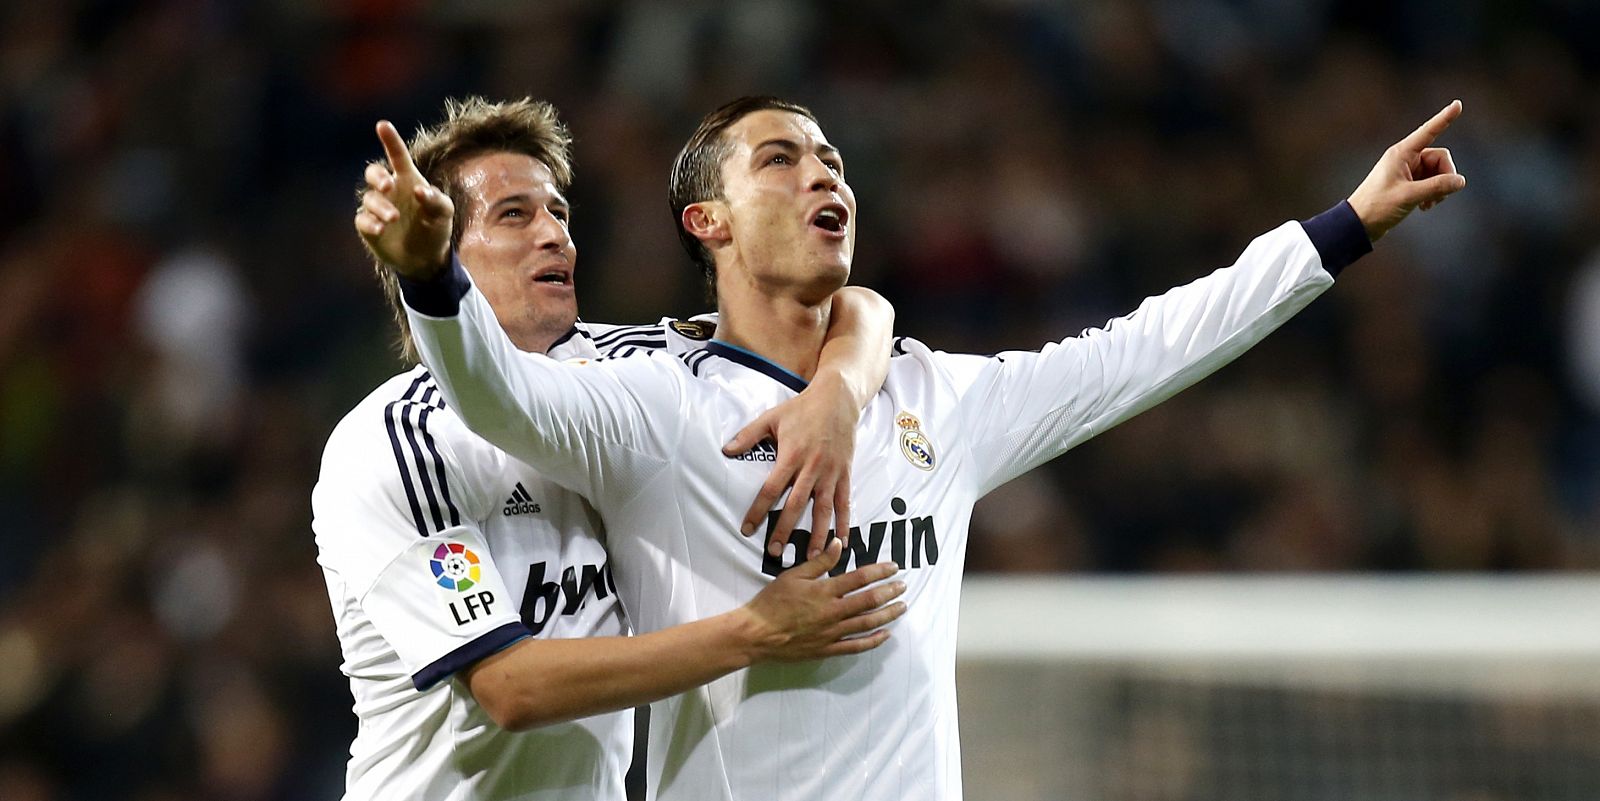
[312, 318, 716, 801]
[400, 205, 1371, 801]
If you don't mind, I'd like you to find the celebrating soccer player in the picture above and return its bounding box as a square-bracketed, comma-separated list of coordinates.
[372, 96, 1465, 800]
[316, 97, 909, 801]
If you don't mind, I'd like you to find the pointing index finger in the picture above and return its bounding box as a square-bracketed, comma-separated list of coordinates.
[375, 120, 422, 179]
[1399, 100, 1462, 153]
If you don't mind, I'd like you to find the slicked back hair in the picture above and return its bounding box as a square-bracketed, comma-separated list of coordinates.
[668, 96, 819, 300]
[365, 96, 574, 363]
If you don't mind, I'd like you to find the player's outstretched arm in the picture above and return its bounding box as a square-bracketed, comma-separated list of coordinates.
[724, 287, 895, 559]
[950, 101, 1469, 495]
[355, 120, 455, 278]
[1346, 100, 1467, 241]
[463, 540, 904, 731]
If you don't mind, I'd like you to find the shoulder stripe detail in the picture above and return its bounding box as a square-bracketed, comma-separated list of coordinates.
[381, 373, 460, 537]
[399, 404, 447, 532]
[383, 375, 431, 538]
[677, 348, 713, 376]
[417, 382, 446, 410]
[593, 334, 668, 358]
[592, 324, 663, 349]
[416, 405, 462, 530]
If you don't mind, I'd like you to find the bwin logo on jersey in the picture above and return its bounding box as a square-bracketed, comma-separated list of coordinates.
[761, 497, 937, 577]
[502, 482, 542, 516]
[730, 439, 778, 463]
[896, 411, 935, 471]
[519, 560, 616, 636]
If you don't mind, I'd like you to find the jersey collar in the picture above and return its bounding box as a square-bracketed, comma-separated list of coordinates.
[705, 341, 809, 393]
[549, 323, 585, 349]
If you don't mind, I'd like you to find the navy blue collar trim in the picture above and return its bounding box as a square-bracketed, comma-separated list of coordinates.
[549, 324, 585, 349]
[705, 341, 809, 393]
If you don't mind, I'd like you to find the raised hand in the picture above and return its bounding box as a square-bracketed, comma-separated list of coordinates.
[738, 539, 905, 661]
[354, 120, 455, 278]
[1347, 100, 1468, 242]
[725, 375, 858, 561]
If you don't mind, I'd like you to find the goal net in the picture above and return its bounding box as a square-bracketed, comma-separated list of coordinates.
[956, 576, 1600, 801]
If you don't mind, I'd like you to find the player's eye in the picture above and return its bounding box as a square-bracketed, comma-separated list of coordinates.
[499, 207, 526, 221]
[767, 153, 792, 166]
[823, 159, 844, 175]
[550, 207, 570, 223]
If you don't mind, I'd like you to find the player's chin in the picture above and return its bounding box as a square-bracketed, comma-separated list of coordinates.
[807, 243, 852, 279]
[820, 257, 851, 288]
[523, 284, 577, 321]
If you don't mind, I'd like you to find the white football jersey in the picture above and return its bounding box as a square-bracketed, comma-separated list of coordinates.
[403, 209, 1369, 801]
[312, 317, 716, 801]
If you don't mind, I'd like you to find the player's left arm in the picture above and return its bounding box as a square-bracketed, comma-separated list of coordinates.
[461, 540, 905, 731]
[952, 101, 1466, 494]
[722, 286, 894, 560]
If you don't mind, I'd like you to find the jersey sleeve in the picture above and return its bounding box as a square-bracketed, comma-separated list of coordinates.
[940, 208, 1367, 496]
[399, 257, 688, 504]
[312, 398, 527, 691]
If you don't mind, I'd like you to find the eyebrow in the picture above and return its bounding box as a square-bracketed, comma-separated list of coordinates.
[753, 138, 843, 162]
[489, 192, 569, 210]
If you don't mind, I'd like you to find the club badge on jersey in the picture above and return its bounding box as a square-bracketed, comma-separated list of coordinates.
[896, 411, 936, 470]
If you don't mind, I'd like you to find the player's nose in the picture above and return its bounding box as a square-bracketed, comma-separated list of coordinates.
[533, 208, 571, 252]
[805, 155, 840, 193]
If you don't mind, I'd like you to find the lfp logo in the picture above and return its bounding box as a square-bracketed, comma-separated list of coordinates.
[431, 543, 482, 591]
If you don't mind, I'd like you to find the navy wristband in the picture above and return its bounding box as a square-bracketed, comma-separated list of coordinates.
[398, 252, 473, 316]
[1299, 201, 1372, 278]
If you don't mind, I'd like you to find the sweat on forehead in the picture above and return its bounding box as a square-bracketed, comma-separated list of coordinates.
[455, 153, 564, 207]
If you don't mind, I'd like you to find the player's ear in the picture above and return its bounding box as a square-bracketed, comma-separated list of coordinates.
[682, 201, 729, 247]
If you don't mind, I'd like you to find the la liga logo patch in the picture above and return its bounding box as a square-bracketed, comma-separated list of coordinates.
[430, 542, 482, 591]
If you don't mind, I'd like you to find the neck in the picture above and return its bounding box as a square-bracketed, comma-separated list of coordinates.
[712, 275, 833, 381]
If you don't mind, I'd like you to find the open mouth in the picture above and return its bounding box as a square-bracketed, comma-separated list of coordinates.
[534, 267, 572, 286]
[811, 203, 849, 234]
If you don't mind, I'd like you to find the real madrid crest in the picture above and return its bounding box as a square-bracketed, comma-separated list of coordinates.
[896, 411, 936, 471]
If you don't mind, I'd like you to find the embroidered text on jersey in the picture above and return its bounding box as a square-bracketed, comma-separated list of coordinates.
[502, 482, 542, 516]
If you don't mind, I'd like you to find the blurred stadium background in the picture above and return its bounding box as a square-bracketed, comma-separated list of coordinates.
[3, 0, 1599, 798]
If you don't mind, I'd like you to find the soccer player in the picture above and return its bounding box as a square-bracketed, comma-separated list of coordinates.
[316, 97, 908, 801]
[369, 96, 1465, 800]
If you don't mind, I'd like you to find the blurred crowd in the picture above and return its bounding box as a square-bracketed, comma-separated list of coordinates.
[2, 0, 1599, 798]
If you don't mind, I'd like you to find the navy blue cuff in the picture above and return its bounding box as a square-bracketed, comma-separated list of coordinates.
[412, 621, 531, 691]
[1299, 201, 1372, 278]
[398, 252, 472, 317]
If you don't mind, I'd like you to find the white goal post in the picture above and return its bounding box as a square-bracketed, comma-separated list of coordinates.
[955, 576, 1600, 801]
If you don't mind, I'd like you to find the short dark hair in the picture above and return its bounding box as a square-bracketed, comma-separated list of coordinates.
[364, 96, 573, 362]
[668, 96, 819, 298]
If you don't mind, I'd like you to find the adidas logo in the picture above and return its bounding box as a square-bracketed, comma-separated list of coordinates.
[731, 439, 777, 463]
[502, 483, 542, 517]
